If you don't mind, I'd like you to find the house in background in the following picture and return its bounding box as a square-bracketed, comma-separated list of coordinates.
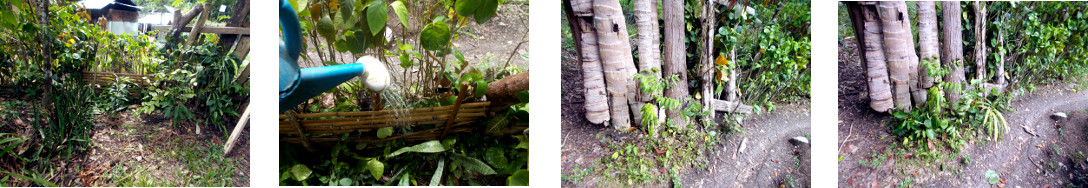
[80, 0, 141, 35]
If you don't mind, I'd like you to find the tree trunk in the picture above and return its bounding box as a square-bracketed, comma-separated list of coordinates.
[974, 1, 987, 82]
[995, 17, 1006, 85]
[941, 1, 966, 103]
[568, 0, 611, 125]
[846, 2, 893, 112]
[916, 1, 939, 89]
[633, 0, 664, 127]
[663, 0, 688, 125]
[593, 0, 638, 129]
[700, 0, 716, 125]
[878, 1, 919, 111]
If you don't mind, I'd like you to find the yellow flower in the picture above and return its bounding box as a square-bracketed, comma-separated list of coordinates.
[68, 39, 75, 45]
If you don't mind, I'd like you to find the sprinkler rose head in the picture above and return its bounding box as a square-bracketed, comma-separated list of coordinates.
[358, 56, 391, 92]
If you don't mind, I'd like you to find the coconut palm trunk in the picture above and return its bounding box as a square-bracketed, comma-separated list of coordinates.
[633, 0, 665, 127]
[916, 1, 939, 89]
[567, 0, 610, 125]
[593, 0, 638, 129]
[941, 1, 966, 103]
[878, 1, 920, 110]
[846, 2, 894, 112]
[974, 1, 987, 82]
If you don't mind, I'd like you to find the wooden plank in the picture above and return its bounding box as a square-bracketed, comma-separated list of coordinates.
[223, 106, 250, 156]
[152, 25, 249, 35]
[234, 63, 250, 85]
[232, 36, 251, 59]
[185, 3, 211, 47]
[712, 99, 753, 114]
[219, 0, 250, 54]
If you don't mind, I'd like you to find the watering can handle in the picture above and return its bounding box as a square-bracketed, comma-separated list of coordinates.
[280, 0, 302, 61]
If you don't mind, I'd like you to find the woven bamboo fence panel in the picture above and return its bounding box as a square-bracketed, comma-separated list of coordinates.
[280, 102, 491, 145]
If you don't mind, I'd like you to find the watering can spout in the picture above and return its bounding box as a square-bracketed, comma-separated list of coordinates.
[279, 0, 391, 113]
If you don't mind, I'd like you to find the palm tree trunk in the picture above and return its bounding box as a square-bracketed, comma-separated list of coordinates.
[846, 2, 894, 112]
[567, 0, 611, 125]
[974, 1, 987, 82]
[878, 1, 919, 110]
[593, 0, 638, 129]
[916, 1, 939, 89]
[633, 0, 664, 127]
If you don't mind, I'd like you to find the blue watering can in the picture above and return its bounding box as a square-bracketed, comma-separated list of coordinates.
[279, 0, 390, 113]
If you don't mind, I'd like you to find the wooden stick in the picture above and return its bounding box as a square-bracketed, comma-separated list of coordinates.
[185, 3, 211, 47]
[279, 108, 487, 125]
[223, 106, 250, 155]
[286, 110, 314, 152]
[443, 82, 470, 139]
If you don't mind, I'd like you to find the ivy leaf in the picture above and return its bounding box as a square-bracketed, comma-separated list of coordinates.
[366, 0, 388, 36]
[449, 153, 496, 175]
[387, 140, 446, 157]
[291, 164, 313, 181]
[420, 19, 451, 51]
[473, 0, 498, 24]
[391, 1, 410, 28]
[367, 159, 384, 180]
[507, 169, 529, 186]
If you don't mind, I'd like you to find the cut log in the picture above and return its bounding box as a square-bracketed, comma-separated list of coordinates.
[486, 71, 529, 112]
[711, 99, 752, 114]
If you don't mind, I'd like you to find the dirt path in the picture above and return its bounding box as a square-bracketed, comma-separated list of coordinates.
[680, 101, 812, 187]
[561, 43, 810, 187]
[838, 38, 1088, 187]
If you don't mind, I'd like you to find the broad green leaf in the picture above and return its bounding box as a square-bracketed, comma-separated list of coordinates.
[484, 147, 508, 170]
[429, 158, 445, 186]
[377, 127, 393, 138]
[338, 178, 352, 186]
[391, 1, 409, 28]
[516, 90, 529, 103]
[474, 81, 488, 98]
[398, 172, 411, 186]
[291, 164, 313, 181]
[507, 169, 529, 186]
[420, 19, 451, 51]
[985, 170, 1000, 184]
[316, 16, 336, 41]
[399, 52, 413, 69]
[367, 159, 384, 180]
[474, 0, 498, 24]
[337, 0, 357, 29]
[387, 140, 446, 157]
[455, 0, 482, 17]
[449, 153, 496, 175]
[366, 0, 388, 35]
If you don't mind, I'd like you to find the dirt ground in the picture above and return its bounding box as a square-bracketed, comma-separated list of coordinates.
[560, 43, 810, 187]
[838, 38, 1088, 187]
[0, 93, 250, 187]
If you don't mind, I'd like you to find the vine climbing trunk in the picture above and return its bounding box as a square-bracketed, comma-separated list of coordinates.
[916, 1, 939, 90]
[663, 0, 688, 125]
[567, 0, 610, 125]
[878, 1, 920, 110]
[592, 0, 638, 130]
[632, 0, 664, 127]
[846, 2, 893, 112]
[941, 1, 966, 103]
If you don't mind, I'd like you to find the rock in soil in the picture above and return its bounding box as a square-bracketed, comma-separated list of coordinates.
[790, 136, 810, 146]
